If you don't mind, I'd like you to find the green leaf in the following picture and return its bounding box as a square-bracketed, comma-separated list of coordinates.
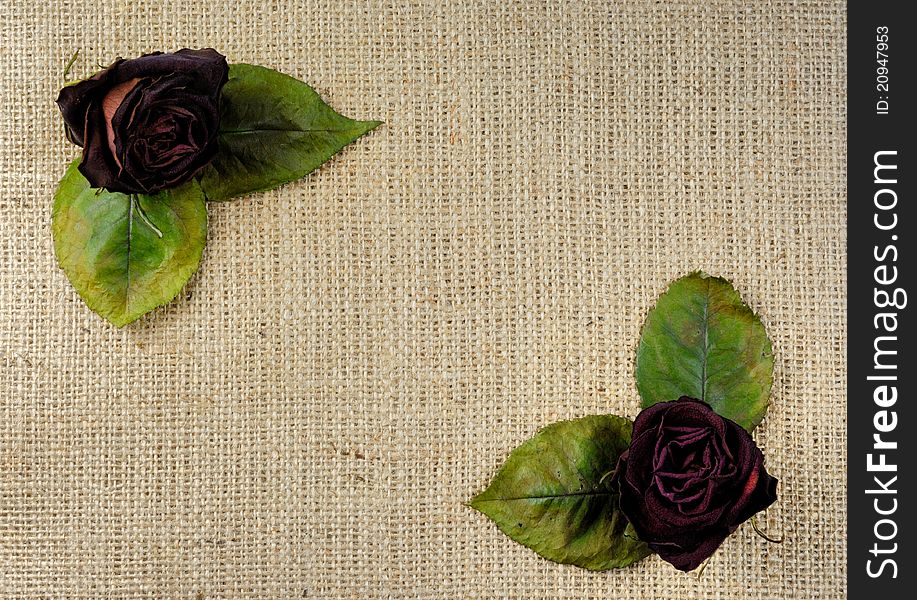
[635, 272, 774, 431]
[468, 415, 651, 570]
[199, 63, 381, 201]
[53, 160, 208, 327]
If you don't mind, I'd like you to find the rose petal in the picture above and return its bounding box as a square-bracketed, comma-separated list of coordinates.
[115, 48, 228, 95]
[101, 77, 141, 169]
[56, 58, 125, 147]
[77, 102, 120, 190]
[650, 530, 731, 572]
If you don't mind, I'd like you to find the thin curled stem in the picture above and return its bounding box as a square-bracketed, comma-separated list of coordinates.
[695, 554, 712, 578]
[597, 468, 616, 486]
[751, 515, 784, 544]
[131, 194, 163, 238]
[63, 49, 80, 81]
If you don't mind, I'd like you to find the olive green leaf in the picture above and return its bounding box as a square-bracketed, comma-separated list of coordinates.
[53, 160, 207, 327]
[468, 415, 651, 570]
[199, 63, 381, 201]
[635, 272, 774, 431]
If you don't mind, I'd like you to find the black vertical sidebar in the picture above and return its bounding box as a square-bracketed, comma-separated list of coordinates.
[849, 2, 915, 597]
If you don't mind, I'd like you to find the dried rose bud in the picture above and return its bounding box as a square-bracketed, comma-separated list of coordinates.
[615, 397, 778, 571]
[57, 48, 228, 194]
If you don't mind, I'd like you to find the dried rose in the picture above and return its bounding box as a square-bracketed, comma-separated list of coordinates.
[56, 48, 228, 194]
[615, 397, 778, 571]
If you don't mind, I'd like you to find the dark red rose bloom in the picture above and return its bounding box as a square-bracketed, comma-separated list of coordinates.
[56, 48, 228, 194]
[615, 397, 777, 571]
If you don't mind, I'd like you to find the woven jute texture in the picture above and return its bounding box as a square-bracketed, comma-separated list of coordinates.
[0, 1, 846, 598]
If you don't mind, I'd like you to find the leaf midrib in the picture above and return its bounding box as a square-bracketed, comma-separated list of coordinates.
[473, 490, 616, 502]
[219, 126, 368, 135]
[699, 277, 712, 402]
[123, 195, 134, 311]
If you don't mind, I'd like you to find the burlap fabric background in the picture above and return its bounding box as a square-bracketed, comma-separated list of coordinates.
[0, 1, 846, 598]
